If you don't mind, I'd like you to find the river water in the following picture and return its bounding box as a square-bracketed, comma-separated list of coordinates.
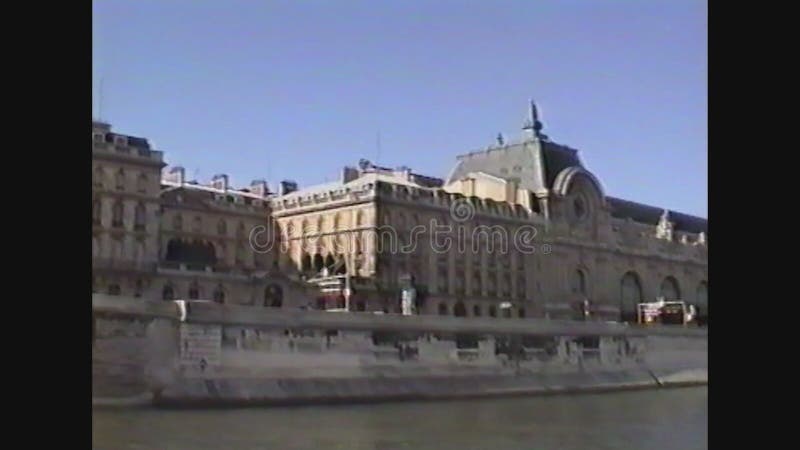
[93, 387, 707, 450]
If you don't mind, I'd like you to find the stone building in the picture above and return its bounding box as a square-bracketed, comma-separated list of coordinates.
[270, 102, 708, 323]
[92, 121, 308, 307]
[92, 121, 164, 298]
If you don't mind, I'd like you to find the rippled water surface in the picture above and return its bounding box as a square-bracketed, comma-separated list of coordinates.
[93, 387, 707, 450]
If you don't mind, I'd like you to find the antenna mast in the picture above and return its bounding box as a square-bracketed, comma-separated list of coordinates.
[98, 77, 104, 121]
[376, 131, 381, 166]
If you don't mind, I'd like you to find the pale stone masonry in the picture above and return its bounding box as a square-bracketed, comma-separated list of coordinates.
[92, 121, 310, 308]
[269, 102, 708, 323]
[92, 101, 708, 324]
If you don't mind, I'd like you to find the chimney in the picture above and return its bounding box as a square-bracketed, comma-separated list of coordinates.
[250, 179, 269, 197]
[341, 166, 359, 183]
[211, 174, 229, 191]
[92, 121, 111, 133]
[279, 180, 298, 196]
[164, 166, 185, 185]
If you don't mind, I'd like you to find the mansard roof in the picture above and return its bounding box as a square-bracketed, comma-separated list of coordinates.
[446, 136, 706, 233]
[445, 137, 582, 195]
[608, 197, 707, 234]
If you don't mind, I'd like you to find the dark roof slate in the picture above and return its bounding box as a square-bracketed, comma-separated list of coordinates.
[607, 197, 707, 234]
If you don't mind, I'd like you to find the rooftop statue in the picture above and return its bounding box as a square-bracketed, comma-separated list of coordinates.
[656, 210, 674, 241]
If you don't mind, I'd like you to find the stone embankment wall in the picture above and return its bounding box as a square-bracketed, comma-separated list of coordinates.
[91, 295, 707, 406]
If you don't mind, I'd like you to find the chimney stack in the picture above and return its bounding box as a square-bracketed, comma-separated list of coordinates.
[341, 166, 359, 183]
[164, 166, 186, 185]
[279, 180, 298, 196]
[211, 174, 229, 191]
[250, 179, 270, 197]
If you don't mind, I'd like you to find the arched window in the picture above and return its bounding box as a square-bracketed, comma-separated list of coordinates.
[162, 285, 174, 301]
[137, 173, 148, 193]
[264, 284, 283, 308]
[313, 254, 324, 273]
[620, 272, 643, 322]
[213, 285, 225, 304]
[188, 283, 200, 300]
[571, 268, 588, 296]
[300, 253, 312, 272]
[165, 239, 217, 266]
[173, 214, 183, 231]
[489, 305, 498, 318]
[193, 216, 203, 233]
[324, 254, 335, 270]
[115, 168, 125, 190]
[92, 199, 102, 226]
[454, 301, 467, 317]
[108, 284, 121, 296]
[335, 255, 347, 275]
[134, 279, 143, 298]
[660, 276, 681, 300]
[472, 304, 482, 317]
[134, 203, 146, 231]
[217, 219, 227, 236]
[438, 303, 449, 315]
[111, 201, 124, 228]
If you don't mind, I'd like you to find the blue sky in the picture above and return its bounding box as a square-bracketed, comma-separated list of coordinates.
[93, 0, 707, 217]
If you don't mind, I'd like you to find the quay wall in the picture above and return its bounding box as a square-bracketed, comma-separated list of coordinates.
[92, 295, 707, 407]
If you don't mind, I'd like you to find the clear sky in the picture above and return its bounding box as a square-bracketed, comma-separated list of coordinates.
[93, 0, 707, 217]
